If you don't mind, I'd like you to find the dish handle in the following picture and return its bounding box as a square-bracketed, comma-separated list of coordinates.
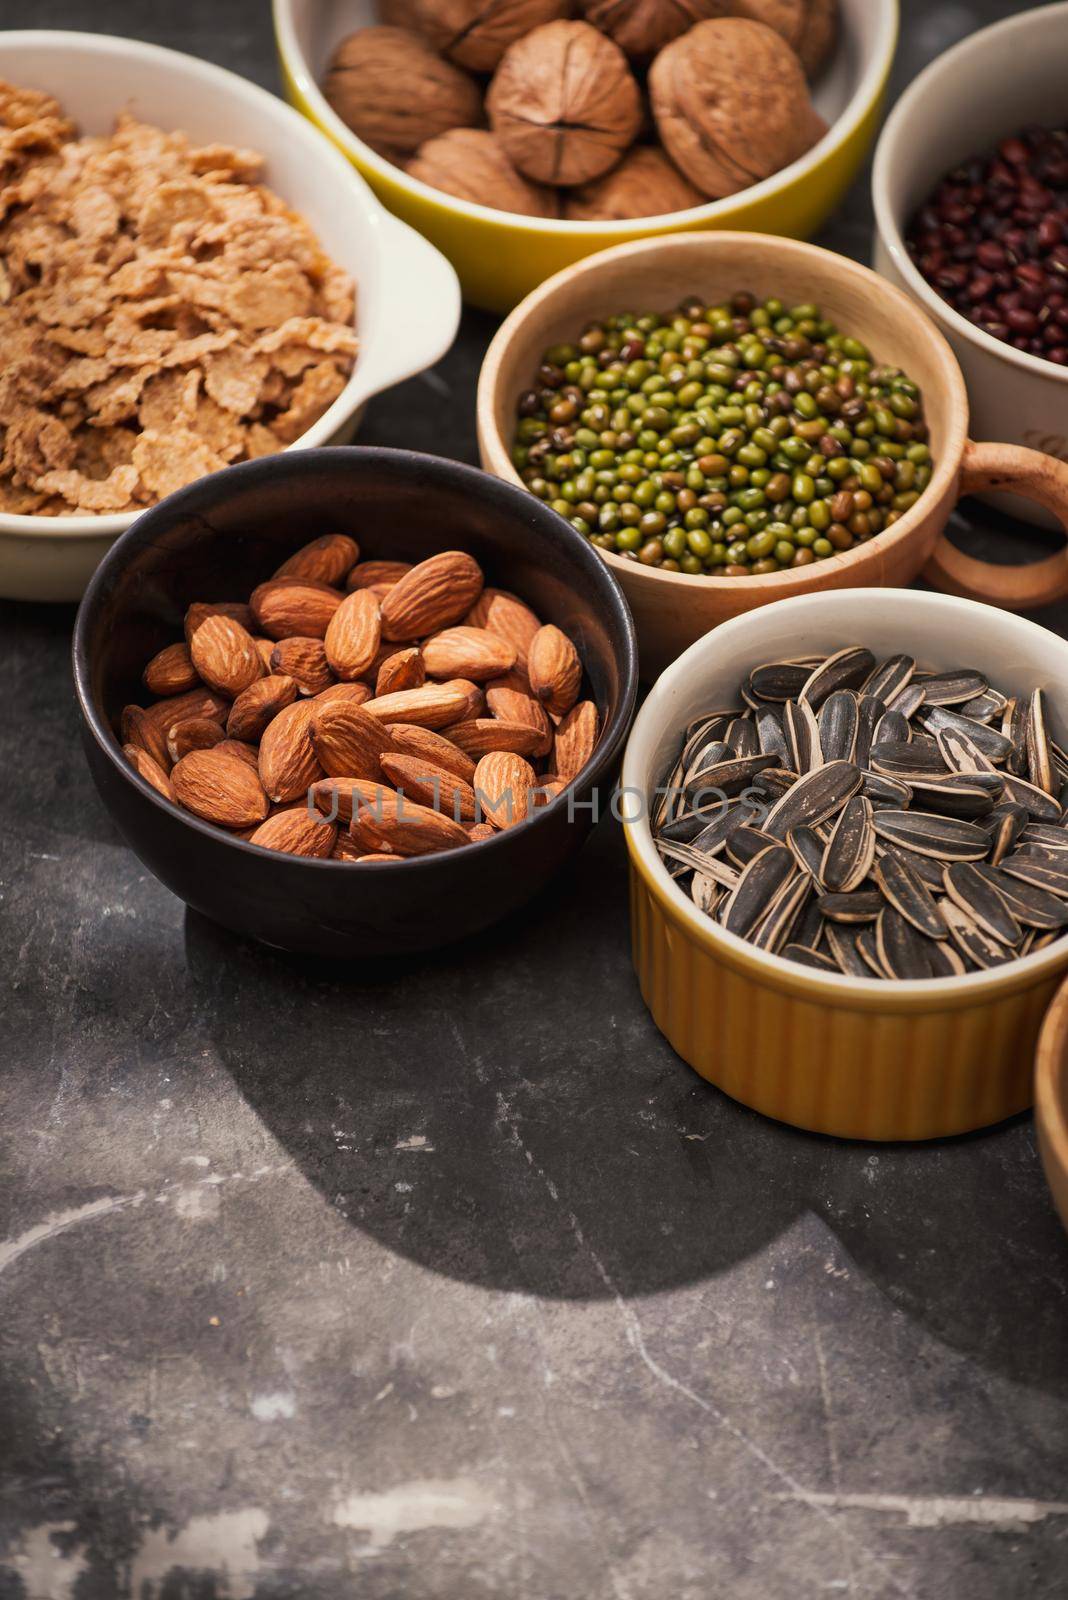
[924, 440, 1068, 610]
[355, 212, 462, 402]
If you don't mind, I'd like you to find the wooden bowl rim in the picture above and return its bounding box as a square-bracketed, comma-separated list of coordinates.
[1035, 975, 1068, 1186]
[478, 231, 970, 598]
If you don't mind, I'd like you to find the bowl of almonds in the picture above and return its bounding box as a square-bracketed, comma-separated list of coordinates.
[74, 446, 637, 958]
[622, 586, 1068, 1141]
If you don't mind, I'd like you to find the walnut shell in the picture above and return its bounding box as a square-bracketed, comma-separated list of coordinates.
[407, 128, 561, 216]
[381, 0, 573, 72]
[564, 146, 704, 220]
[577, 1, 721, 60]
[487, 21, 642, 188]
[719, 0, 838, 77]
[322, 27, 483, 156]
[649, 18, 828, 199]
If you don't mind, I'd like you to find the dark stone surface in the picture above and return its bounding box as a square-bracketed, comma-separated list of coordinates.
[2, 3, 1068, 1597]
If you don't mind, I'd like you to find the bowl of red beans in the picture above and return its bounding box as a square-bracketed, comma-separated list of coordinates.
[872, 2, 1068, 527]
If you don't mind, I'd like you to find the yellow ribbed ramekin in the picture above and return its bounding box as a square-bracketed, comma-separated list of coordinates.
[272, 0, 899, 313]
[622, 591, 1068, 1141]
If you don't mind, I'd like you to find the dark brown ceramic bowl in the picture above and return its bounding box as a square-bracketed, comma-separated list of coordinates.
[73, 448, 638, 958]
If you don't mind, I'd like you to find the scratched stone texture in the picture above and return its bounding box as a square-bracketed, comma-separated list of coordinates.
[2, 1, 1068, 1597]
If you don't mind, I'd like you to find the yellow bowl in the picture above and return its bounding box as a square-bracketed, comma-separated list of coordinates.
[1035, 975, 1068, 1233]
[622, 588, 1068, 1142]
[272, 0, 899, 312]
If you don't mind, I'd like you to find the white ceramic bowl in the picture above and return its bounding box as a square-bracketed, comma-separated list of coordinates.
[275, 0, 899, 312]
[0, 31, 461, 602]
[621, 589, 1068, 1139]
[872, 2, 1068, 528]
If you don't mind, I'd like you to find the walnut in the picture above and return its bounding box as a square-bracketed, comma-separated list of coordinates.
[717, 0, 838, 78]
[564, 146, 704, 220]
[381, 0, 573, 72]
[407, 128, 561, 215]
[486, 21, 642, 187]
[577, 2, 721, 60]
[649, 18, 828, 199]
[322, 27, 483, 157]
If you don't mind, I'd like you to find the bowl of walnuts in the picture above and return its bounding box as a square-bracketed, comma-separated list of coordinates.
[273, 0, 899, 311]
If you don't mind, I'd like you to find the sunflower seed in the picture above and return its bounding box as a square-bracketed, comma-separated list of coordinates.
[819, 690, 859, 763]
[959, 689, 1006, 724]
[682, 740, 733, 787]
[998, 771, 1063, 822]
[863, 654, 915, 703]
[726, 826, 780, 868]
[905, 773, 1001, 819]
[752, 874, 811, 953]
[1026, 689, 1054, 795]
[748, 662, 814, 702]
[888, 682, 926, 719]
[756, 706, 789, 763]
[939, 900, 1013, 968]
[862, 772, 912, 809]
[935, 725, 994, 776]
[799, 647, 876, 710]
[856, 925, 890, 978]
[854, 695, 884, 770]
[825, 923, 872, 976]
[873, 708, 910, 746]
[821, 795, 875, 893]
[818, 890, 882, 923]
[920, 705, 1014, 763]
[987, 803, 1028, 866]
[688, 806, 753, 856]
[869, 740, 947, 779]
[873, 852, 946, 939]
[871, 810, 990, 860]
[726, 716, 759, 758]
[999, 853, 1068, 898]
[657, 841, 741, 888]
[764, 761, 863, 841]
[782, 943, 840, 972]
[787, 825, 827, 885]
[877, 906, 934, 979]
[723, 846, 797, 939]
[684, 754, 777, 801]
[659, 808, 723, 845]
[691, 874, 721, 915]
[1002, 697, 1030, 777]
[782, 698, 822, 775]
[793, 894, 826, 952]
[877, 841, 948, 889]
[928, 938, 968, 977]
[943, 862, 1021, 946]
[914, 669, 988, 705]
[1021, 823, 1068, 853]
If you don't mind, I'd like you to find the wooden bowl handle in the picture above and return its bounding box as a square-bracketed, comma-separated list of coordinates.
[923, 440, 1068, 610]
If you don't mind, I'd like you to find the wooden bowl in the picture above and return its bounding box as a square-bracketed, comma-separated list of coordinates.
[478, 232, 1068, 678]
[1036, 976, 1068, 1233]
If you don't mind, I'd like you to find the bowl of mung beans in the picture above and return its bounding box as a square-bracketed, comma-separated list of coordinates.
[478, 232, 1068, 676]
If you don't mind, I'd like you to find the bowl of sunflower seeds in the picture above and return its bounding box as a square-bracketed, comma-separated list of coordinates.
[621, 586, 1068, 1140]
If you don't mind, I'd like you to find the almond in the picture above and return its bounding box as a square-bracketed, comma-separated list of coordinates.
[258, 699, 323, 803]
[384, 723, 477, 783]
[172, 747, 269, 828]
[274, 533, 360, 585]
[528, 624, 582, 716]
[552, 699, 598, 781]
[254, 636, 275, 670]
[269, 637, 335, 696]
[143, 688, 230, 735]
[247, 805, 337, 858]
[331, 832, 368, 861]
[346, 559, 412, 593]
[349, 785, 470, 857]
[166, 715, 226, 766]
[422, 626, 517, 682]
[122, 704, 171, 770]
[380, 550, 484, 641]
[466, 588, 541, 669]
[216, 739, 260, 769]
[363, 681, 474, 729]
[310, 699, 397, 779]
[183, 601, 255, 644]
[473, 750, 537, 830]
[310, 777, 379, 824]
[188, 612, 265, 698]
[484, 672, 553, 756]
[250, 578, 343, 640]
[143, 642, 199, 697]
[380, 752, 478, 821]
[445, 718, 547, 759]
[123, 743, 174, 801]
[227, 674, 299, 741]
[450, 678, 485, 720]
[314, 681, 373, 708]
[466, 822, 496, 842]
[534, 775, 566, 806]
[324, 587, 381, 680]
[375, 646, 425, 696]
[352, 852, 404, 863]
